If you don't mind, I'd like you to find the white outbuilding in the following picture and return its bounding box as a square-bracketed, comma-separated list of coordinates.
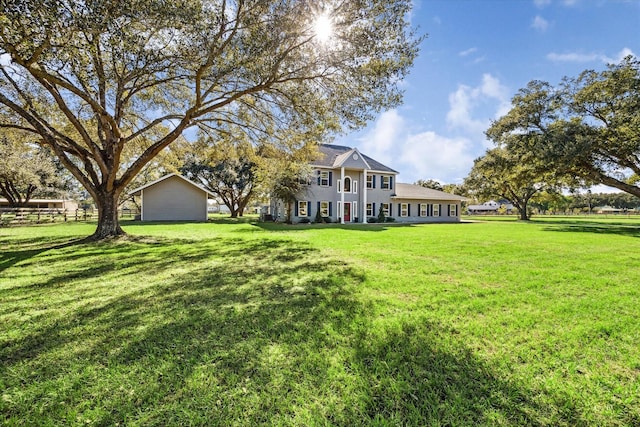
[129, 173, 214, 222]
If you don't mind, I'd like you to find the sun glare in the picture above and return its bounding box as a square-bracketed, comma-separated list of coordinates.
[314, 13, 333, 44]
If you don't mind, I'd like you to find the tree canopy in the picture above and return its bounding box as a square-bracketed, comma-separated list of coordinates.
[0, 129, 62, 206]
[180, 138, 259, 218]
[487, 56, 640, 198]
[0, 0, 421, 239]
[464, 146, 564, 220]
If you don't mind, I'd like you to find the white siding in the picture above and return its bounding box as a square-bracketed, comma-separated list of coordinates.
[142, 176, 208, 221]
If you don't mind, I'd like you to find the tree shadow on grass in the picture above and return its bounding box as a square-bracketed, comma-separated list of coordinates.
[0, 236, 89, 273]
[536, 220, 640, 238]
[1, 234, 632, 426]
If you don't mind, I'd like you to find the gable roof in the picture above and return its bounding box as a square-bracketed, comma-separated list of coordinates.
[311, 144, 398, 174]
[128, 173, 216, 197]
[391, 183, 467, 202]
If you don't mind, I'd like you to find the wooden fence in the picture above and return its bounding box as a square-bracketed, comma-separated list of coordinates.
[0, 207, 139, 226]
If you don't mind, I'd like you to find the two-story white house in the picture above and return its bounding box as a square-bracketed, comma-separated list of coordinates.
[271, 144, 467, 223]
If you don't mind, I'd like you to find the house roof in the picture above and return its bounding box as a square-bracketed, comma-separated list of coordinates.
[311, 144, 398, 173]
[128, 173, 216, 197]
[391, 183, 467, 201]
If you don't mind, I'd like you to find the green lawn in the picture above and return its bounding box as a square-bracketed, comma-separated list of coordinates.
[1, 217, 639, 426]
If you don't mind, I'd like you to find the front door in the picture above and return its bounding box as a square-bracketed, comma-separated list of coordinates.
[343, 202, 351, 222]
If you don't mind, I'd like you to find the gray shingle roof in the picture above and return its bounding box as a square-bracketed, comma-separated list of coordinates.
[391, 183, 467, 201]
[312, 144, 398, 173]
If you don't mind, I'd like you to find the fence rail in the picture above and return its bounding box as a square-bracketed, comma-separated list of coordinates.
[0, 208, 139, 226]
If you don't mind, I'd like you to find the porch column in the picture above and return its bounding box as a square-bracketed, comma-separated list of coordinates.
[340, 166, 345, 224]
[362, 169, 368, 224]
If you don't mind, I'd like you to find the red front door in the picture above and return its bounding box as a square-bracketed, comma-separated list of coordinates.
[343, 203, 351, 222]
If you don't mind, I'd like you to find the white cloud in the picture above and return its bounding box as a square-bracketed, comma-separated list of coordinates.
[531, 15, 549, 32]
[398, 132, 475, 183]
[546, 52, 599, 62]
[353, 74, 511, 183]
[534, 0, 551, 8]
[607, 47, 636, 63]
[446, 73, 510, 136]
[459, 47, 478, 57]
[547, 48, 637, 64]
[358, 109, 405, 167]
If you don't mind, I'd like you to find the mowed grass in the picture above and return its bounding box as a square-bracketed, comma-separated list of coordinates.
[1, 217, 639, 426]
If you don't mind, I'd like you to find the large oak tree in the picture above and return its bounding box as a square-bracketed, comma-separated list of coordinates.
[0, 0, 420, 239]
[487, 57, 640, 198]
[464, 146, 563, 220]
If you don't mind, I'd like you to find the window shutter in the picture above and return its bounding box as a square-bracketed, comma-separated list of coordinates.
[440, 204, 443, 216]
[328, 171, 333, 186]
[398, 204, 401, 216]
[372, 203, 376, 217]
[317, 170, 321, 186]
[307, 201, 311, 217]
[373, 175, 376, 188]
[408, 204, 411, 216]
[329, 202, 333, 216]
[389, 176, 393, 189]
[295, 201, 299, 217]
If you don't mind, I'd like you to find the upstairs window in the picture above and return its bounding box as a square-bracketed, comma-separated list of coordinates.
[381, 175, 392, 190]
[366, 175, 374, 189]
[344, 177, 351, 193]
[319, 171, 330, 187]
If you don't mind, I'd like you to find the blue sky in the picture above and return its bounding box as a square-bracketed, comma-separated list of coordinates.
[337, 0, 640, 187]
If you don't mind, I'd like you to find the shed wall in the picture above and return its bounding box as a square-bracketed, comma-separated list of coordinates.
[142, 176, 207, 221]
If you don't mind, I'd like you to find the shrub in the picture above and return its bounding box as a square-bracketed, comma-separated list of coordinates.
[367, 217, 378, 223]
[377, 205, 386, 223]
[385, 217, 396, 223]
[299, 217, 310, 224]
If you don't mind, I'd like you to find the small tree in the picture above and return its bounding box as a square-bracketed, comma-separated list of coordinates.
[180, 139, 258, 218]
[377, 205, 386, 223]
[0, 130, 62, 206]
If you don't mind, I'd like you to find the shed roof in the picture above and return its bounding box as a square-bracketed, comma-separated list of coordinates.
[391, 183, 467, 201]
[128, 173, 216, 197]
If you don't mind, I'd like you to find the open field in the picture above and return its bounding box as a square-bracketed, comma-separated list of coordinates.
[1, 217, 639, 426]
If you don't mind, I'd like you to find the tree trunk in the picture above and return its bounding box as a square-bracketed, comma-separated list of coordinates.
[519, 200, 530, 220]
[90, 190, 125, 240]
